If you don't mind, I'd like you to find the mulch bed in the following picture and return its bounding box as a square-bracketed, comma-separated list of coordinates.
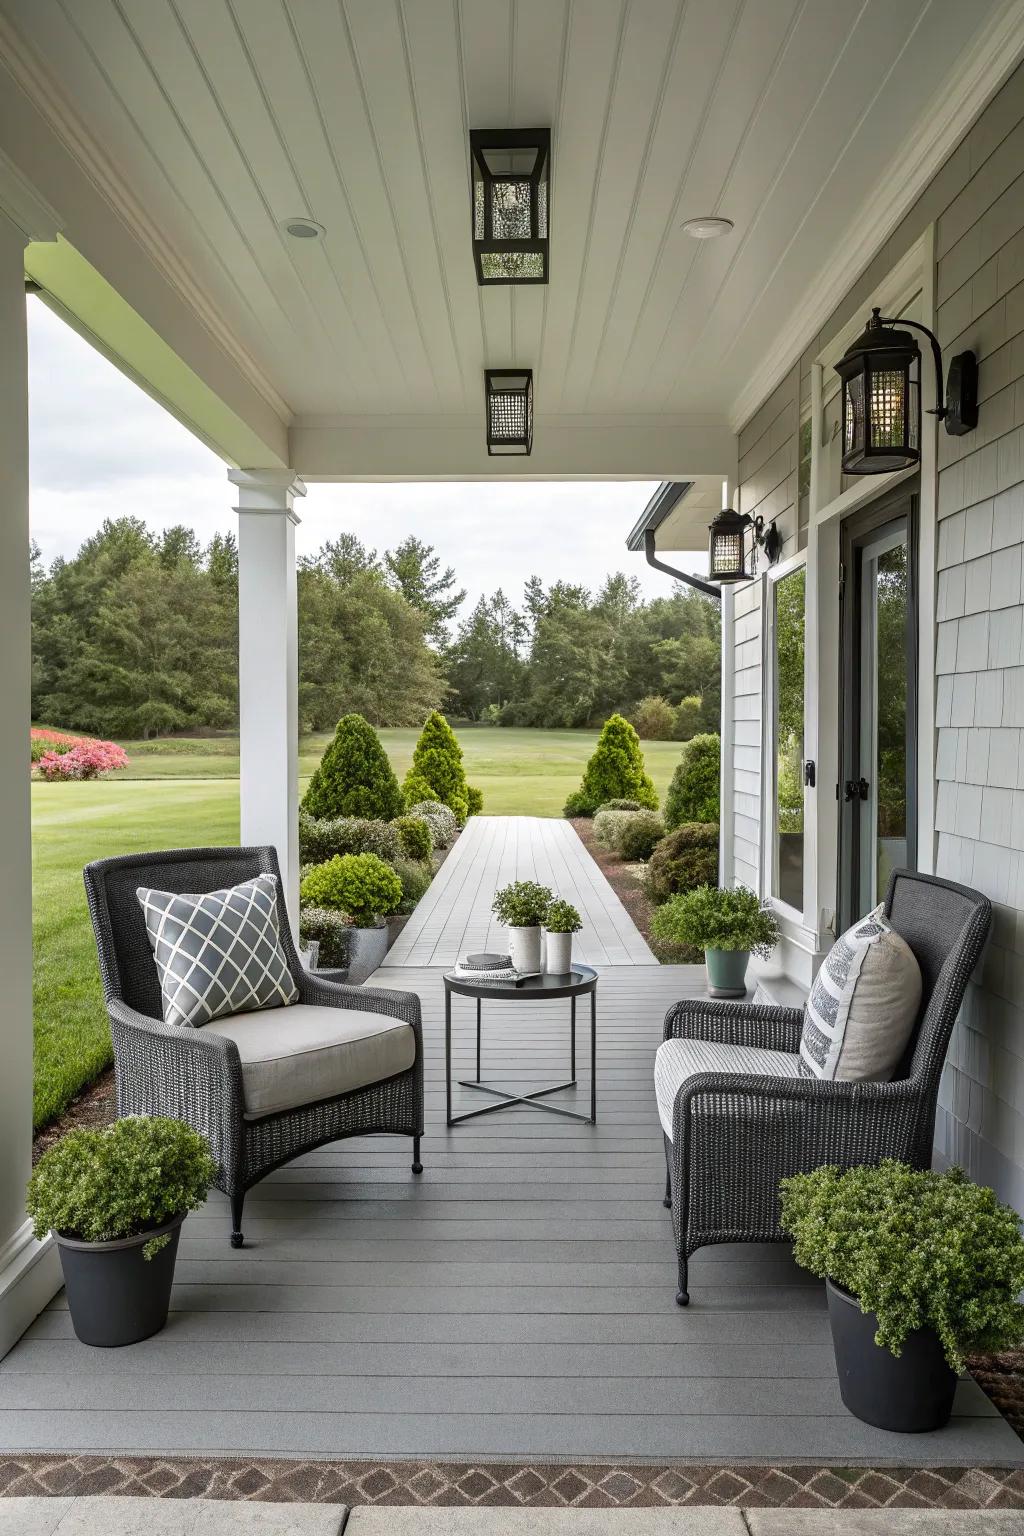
[569, 816, 660, 945]
[31, 1068, 115, 1164]
[1, 1456, 1022, 1508]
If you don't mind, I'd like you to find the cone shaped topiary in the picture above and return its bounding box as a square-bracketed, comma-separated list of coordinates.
[301, 713, 404, 822]
[567, 714, 658, 817]
[402, 711, 482, 823]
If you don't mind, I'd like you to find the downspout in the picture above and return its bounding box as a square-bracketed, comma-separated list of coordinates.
[643, 528, 720, 600]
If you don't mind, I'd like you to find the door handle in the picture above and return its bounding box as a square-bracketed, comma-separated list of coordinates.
[843, 778, 869, 802]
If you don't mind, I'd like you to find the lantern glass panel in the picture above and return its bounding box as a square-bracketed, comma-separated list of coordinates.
[710, 530, 744, 578]
[486, 370, 533, 456]
[844, 369, 866, 460]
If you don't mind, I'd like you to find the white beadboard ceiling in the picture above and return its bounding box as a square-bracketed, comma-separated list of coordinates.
[0, 0, 1018, 437]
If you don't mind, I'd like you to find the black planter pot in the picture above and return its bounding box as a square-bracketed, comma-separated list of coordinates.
[826, 1278, 958, 1432]
[54, 1213, 184, 1347]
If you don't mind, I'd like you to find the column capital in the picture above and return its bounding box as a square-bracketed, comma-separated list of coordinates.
[229, 468, 306, 523]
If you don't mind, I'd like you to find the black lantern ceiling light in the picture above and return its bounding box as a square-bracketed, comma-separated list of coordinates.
[835, 307, 978, 475]
[471, 129, 550, 284]
[707, 507, 781, 584]
[485, 368, 533, 456]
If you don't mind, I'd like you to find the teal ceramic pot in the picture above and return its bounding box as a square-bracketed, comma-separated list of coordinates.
[705, 948, 749, 998]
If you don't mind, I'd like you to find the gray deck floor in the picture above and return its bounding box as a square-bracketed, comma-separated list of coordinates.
[384, 815, 655, 967]
[1, 820, 1020, 1465]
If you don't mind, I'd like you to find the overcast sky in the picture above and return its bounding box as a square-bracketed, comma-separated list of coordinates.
[27, 297, 686, 622]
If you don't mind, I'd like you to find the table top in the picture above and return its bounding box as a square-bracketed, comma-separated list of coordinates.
[443, 963, 598, 1001]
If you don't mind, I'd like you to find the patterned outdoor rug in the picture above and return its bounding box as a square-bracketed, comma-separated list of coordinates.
[1, 1457, 1023, 1509]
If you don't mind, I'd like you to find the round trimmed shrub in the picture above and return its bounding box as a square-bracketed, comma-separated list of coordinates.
[27, 1118, 214, 1260]
[409, 799, 458, 850]
[392, 814, 433, 863]
[593, 808, 636, 851]
[466, 785, 484, 817]
[673, 696, 704, 741]
[597, 798, 643, 813]
[614, 809, 665, 861]
[651, 884, 778, 959]
[664, 733, 720, 830]
[298, 811, 401, 866]
[394, 857, 433, 914]
[402, 711, 482, 823]
[568, 714, 658, 817]
[299, 853, 403, 926]
[563, 788, 593, 818]
[301, 714, 404, 821]
[632, 695, 676, 740]
[645, 823, 719, 904]
[299, 906, 354, 969]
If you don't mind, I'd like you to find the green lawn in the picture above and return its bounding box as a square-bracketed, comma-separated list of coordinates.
[33, 727, 684, 1129]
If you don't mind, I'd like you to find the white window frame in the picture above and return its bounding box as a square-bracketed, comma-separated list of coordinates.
[761, 549, 808, 928]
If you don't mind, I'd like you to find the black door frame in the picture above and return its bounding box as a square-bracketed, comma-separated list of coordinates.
[838, 479, 919, 930]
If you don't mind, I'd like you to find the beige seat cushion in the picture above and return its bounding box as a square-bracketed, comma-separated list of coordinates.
[204, 1004, 416, 1119]
[654, 1038, 801, 1141]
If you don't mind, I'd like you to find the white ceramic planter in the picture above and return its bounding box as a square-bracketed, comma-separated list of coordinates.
[346, 923, 390, 984]
[507, 925, 542, 973]
[544, 930, 573, 975]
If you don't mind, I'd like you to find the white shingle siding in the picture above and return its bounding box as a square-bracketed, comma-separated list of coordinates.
[728, 62, 1024, 1213]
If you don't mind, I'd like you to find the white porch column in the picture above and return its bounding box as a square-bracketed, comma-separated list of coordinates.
[230, 470, 305, 934]
[0, 213, 61, 1354]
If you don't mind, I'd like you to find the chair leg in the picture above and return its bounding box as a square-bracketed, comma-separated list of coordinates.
[411, 1134, 423, 1174]
[229, 1191, 245, 1250]
[676, 1254, 689, 1307]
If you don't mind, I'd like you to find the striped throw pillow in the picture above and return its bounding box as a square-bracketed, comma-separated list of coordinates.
[799, 906, 922, 1081]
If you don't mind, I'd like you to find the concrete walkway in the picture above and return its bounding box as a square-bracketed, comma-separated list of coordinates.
[2, 1498, 1021, 1534]
[383, 816, 655, 967]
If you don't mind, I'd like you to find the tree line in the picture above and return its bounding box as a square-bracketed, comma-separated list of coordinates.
[30, 518, 720, 739]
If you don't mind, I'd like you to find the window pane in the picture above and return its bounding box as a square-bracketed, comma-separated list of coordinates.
[874, 541, 909, 901]
[774, 567, 805, 910]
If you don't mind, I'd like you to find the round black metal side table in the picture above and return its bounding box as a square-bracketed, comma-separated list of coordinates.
[443, 965, 598, 1126]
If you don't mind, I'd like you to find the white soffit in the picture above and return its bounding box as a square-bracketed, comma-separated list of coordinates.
[0, 0, 1020, 454]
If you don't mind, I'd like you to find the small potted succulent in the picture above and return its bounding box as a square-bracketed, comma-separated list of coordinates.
[300, 852, 403, 982]
[544, 898, 582, 974]
[650, 883, 778, 996]
[26, 1117, 215, 1347]
[491, 880, 554, 973]
[781, 1161, 1024, 1433]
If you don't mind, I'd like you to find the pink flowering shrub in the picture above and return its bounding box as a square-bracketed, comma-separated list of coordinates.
[36, 738, 129, 781]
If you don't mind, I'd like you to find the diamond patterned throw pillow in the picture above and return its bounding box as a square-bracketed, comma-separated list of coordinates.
[137, 873, 299, 1028]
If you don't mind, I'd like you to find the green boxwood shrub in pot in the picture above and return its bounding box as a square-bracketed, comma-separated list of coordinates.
[650, 884, 778, 996]
[492, 880, 554, 973]
[543, 898, 582, 975]
[26, 1117, 215, 1347]
[781, 1161, 1024, 1433]
[300, 853, 403, 982]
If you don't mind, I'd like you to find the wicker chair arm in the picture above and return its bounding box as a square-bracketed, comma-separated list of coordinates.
[106, 998, 245, 1180]
[663, 997, 804, 1052]
[671, 1069, 923, 1154]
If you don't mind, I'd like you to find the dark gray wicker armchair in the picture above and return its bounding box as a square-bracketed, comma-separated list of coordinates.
[660, 869, 991, 1305]
[84, 846, 424, 1248]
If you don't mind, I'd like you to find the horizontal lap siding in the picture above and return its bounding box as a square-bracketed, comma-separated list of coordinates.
[736, 62, 1024, 1211]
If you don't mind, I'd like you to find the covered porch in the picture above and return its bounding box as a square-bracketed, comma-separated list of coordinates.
[2, 0, 1024, 1492]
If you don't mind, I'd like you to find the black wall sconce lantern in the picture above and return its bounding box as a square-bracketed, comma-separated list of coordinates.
[707, 506, 781, 584]
[835, 307, 978, 475]
[471, 129, 550, 285]
[485, 368, 533, 456]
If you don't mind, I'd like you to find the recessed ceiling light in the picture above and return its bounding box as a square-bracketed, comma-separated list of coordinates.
[681, 216, 734, 239]
[282, 217, 325, 240]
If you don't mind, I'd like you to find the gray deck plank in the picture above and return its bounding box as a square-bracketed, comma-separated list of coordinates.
[5, 827, 1022, 1466]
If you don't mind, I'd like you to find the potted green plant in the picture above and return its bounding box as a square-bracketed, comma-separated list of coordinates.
[544, 898, 582, 974]
[300, 852, 403, 982]
[781, 1161, 1024, 1433]
[650, 883, 778, 996]
[491, 880, 554, 973]
[26, 1117, 215, 1347]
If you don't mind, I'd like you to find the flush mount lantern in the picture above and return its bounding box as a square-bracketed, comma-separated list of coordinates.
[485, 368, 533, 456]
[707, 507, 781, 584]
[471, 129, 550, 285]
[835, 307, 979, 475]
